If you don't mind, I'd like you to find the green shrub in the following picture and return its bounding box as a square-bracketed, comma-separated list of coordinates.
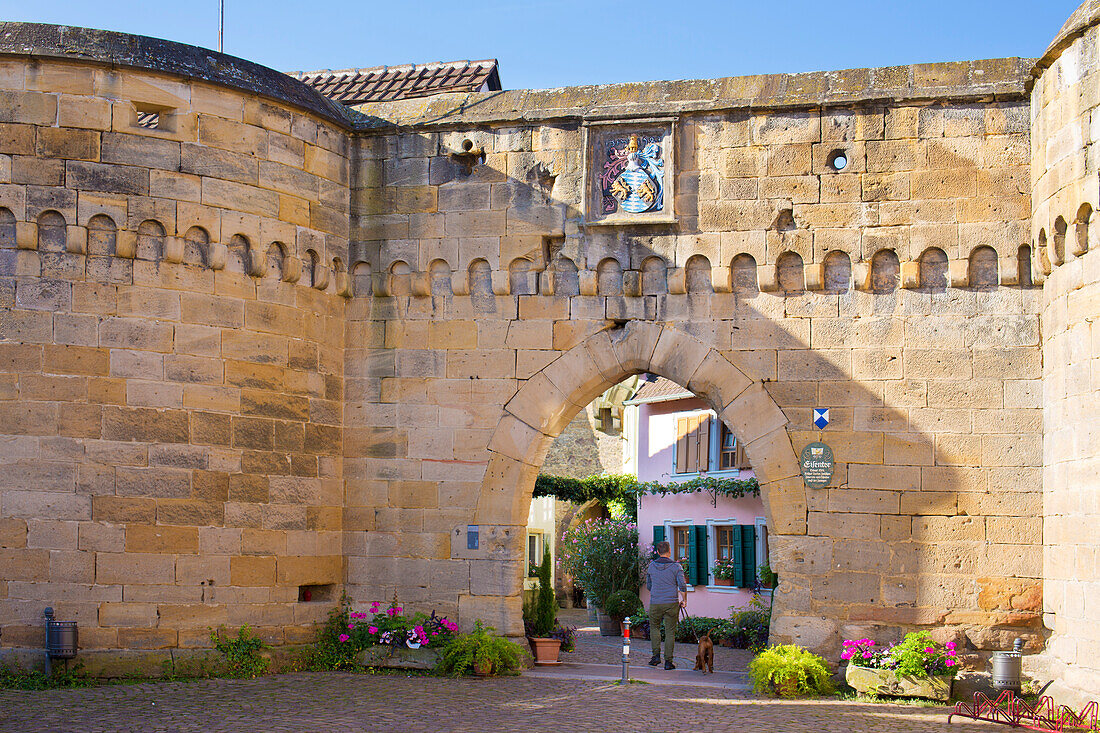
[675, 616, 736, 643]
[435, 620, 529, 677]
[749, 644, 835, 698]
[558, 518, 640, 609]
[211, 624, 269, 679]
[603, 590, 642, 620]
[527, 545, 557, 637]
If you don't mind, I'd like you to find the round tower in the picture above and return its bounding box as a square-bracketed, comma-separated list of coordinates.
[1031, 1, 1100, 706]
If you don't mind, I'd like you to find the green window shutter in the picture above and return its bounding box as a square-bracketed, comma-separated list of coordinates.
[694, 525, 708, 585]
[653, 525, 665, 545]
[686, 526, 699, 585]
[741, 524, 757, 587]
[731, 529, 744, 587]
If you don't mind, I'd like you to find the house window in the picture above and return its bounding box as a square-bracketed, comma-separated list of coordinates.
[672, 526, 691, 564]
[705, 520, 760, 588]
[675, 413, 711, 474]
[527, 532, 544, 575]
[715, 525, 735, 560]
[719, 423, 750, 470]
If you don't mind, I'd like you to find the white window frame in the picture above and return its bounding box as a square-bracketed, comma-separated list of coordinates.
[755, 516, 770, 593]
[704, 518, 741, 592]
[662, 519, 696, 591]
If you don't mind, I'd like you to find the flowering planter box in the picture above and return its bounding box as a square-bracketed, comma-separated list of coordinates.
[713, 578, 734, 586]
[356, 645, 441, 670]
[845, 664, 952, 701]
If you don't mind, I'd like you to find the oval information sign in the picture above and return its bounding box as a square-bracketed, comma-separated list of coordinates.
[800, 441, 834, 489]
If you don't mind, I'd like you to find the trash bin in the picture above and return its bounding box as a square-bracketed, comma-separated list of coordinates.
[44, 608, 78, 659]
[991, 638, 1024, 694]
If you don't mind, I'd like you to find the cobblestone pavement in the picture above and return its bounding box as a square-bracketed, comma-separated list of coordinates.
[569, 627, 753, 675]
[0, 673, 998, 733]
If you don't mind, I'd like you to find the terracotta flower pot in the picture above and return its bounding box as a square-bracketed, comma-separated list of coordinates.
[713, 578, 734, 586]
[473, 658, 493, 677]
[527, 637, 563, 666]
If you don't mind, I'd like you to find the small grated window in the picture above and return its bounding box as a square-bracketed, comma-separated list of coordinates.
[136, 111, 160, 129]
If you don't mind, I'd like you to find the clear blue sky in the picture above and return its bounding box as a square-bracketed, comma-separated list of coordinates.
[4, 1, 1082, 89]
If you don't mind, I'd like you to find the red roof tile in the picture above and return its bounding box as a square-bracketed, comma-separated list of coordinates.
[291, 59, 501, 105]
[625, 376, 693, 405]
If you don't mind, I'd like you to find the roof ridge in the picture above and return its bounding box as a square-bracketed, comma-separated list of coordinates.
[289, 59, 496, 78]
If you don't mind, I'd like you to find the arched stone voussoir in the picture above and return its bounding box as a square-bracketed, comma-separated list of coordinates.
[649, 327, 711, 387]
[540, 345, 613, 411]
[607, 320, 663, 373]
[582, 329, 629, 383]
[486, 413, 551, 465]
[719, 384, 791, 448]
[743, 424, 801, 485]
[474, 451, 541, 525]
[504, 371, 580, 438]
[687, 350, 753, 411]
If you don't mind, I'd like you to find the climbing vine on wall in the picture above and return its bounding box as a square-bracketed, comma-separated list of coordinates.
[533, 473, 760, 507]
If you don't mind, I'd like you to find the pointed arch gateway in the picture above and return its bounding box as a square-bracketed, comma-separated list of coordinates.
[473, 321, 806, 639]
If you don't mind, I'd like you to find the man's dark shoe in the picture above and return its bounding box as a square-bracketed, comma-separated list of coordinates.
[648, 654, 661, 666]
[664, 661, 676, 670]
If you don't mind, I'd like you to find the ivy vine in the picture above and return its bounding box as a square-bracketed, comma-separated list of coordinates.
[533, 473, 760, 507]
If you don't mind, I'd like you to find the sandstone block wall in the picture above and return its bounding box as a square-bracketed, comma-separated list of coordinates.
[1031, 9, 1100, 704]
[344, 67, 1044, 652]
[0, 10, 1097, 699]
[0, 54, 350, 654]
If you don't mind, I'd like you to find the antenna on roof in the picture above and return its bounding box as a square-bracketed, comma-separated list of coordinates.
[218, 0, 224, 53]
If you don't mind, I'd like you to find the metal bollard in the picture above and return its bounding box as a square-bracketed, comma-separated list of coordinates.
[991, 637, 1025, 695]
[621, 618, 631, 683]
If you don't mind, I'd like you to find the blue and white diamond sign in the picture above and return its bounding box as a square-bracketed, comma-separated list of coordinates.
[812, 408, 830, 430]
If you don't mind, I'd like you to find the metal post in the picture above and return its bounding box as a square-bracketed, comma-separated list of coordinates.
[43, 607, 53, 677]
[621, 618, 631, 682]
[218, 0, 224, 53]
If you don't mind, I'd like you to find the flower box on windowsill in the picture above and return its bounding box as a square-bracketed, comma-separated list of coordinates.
[357, 645, 441, 670]
[713, 578, 734, 586]
[844, 664, 952, 701]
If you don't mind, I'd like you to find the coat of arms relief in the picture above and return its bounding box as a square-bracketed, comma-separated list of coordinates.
[584, 121, 675, 225]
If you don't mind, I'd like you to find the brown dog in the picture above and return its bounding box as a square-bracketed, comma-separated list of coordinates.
[693, 630, 714, 673]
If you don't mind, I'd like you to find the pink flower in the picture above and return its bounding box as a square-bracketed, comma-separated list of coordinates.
[925, 647, 936, 654]
[338, 634, 350, 643]
[394, 607, 403, 613]
[368, 626, 378, 634]
[946, 642, 956, 650]
[862, 651, 872, 659]
[370, 602, 380, 613]
[348, 623, 355, 630]
[841, 650, 853, 660]
[946, 659, 955, 667]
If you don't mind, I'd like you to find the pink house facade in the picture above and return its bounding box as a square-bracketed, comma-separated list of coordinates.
[625, 377, 770, 618]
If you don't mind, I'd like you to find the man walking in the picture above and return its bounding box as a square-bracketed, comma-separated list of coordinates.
[646, 540, 687, 669]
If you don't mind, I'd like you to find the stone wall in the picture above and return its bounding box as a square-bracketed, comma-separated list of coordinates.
[540, 405, 624, 479]
[1, 9, 1098, 699]
[0, 50, 351, 659]
[1031, 7, 1100, 705]
[344, 62, 1045, 653]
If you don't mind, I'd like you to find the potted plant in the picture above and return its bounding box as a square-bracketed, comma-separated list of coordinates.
[749, 644, 835, 698]
[558, 518, 641, 633]
[603, 590, 642, 633]
[712, 558, 738, 586]
[842, 631, 958, 701]
[435, 620, 529, 677]
[524, 545, 565, 665]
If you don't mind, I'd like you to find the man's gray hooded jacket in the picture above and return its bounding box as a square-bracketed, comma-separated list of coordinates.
[646, 556, 687, 604]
